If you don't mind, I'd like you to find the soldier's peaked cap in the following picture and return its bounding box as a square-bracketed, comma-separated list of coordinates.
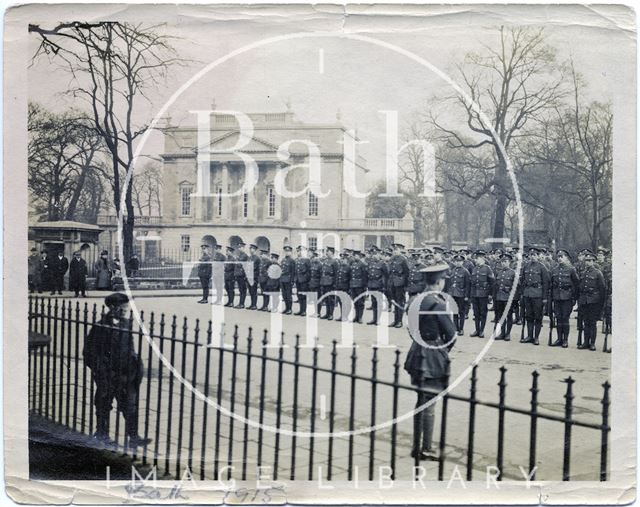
[500, 253, 513, 261]
[475, 250, 487, 256]
[260, 249, 269, 254]
[326, 246, 335, 253]
[271, 253, 280, 259]
[452, 254, 465, 261]
[236, 241, 246, 247]
[226, 246, 234, 251]
[584, 251, 597, 260]
[215, 244, 223, 249]
[557, 249, 572, 259]
[100, 250, 108, 255]
[597, 246, 610, 254]
[433, 246, 444, 253]
[392, 243, 404, 248]
[249, 243, 258, 249]
[30, 247, 37, 252]
[283, 245, 293, 251]
[296, 245, 306, 250]
[419, 262, 449, 273]
[105, 292, 130, 308]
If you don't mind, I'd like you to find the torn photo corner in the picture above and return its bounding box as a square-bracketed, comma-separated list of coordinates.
[4, 2, 636, 505]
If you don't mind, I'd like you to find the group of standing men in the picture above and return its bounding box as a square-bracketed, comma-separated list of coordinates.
[196, 240, 612, 352]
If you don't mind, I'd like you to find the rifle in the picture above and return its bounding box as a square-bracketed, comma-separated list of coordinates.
[547, 299, 554, 346]
[520, 296, 526, 342]
[576, 303, 583, 348]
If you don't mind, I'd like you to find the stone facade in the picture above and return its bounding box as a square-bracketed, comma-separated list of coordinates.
[98, 111, 414, 259]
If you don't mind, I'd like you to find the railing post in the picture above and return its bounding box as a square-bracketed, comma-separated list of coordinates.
[390, 349, 401, 480]
[257, 330, 269, 469]
[438, 387, 449, 481]
[347, 344, 357, 481]
[290, 334, 301, 481]
[496, 366, 507, 481]
[241, 327, 253, 481]
[226, 327, 240, 481]
[562, 376, 575, 481]
[327, 340, 338, 481]
[308, 342, 319, 481]
[368, 347, 378, 481]
[273, 332, 285, 480]
[528, 371, 539, 480]
[600, 381, 610, 481]
[187, 318, 200, 475]
[164, 315, 178, 476]
[466, 365, 478, 481]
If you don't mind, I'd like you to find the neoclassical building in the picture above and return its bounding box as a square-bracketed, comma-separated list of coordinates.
[98, 110, 414, 259]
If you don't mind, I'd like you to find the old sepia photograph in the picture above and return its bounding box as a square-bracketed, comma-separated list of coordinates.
[3, 3, 636, 504]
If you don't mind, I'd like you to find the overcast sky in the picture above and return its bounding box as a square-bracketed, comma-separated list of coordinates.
[27, 4, 632, 183]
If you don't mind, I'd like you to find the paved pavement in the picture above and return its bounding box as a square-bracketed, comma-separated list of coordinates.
[29, 292, 611, 482]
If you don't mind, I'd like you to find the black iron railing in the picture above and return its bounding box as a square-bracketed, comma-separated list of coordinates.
[27, 296, 610, 482]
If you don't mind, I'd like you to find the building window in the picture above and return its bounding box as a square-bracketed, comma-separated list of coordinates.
[267, 187, 276, 217]
[181, 235, 191, 253]
[308, 190, 319, 217]
[217, 187, 223, 216]
[243, 192, 249, 218]
[180, 186, 193, 216]
[308, 236, 318, 250]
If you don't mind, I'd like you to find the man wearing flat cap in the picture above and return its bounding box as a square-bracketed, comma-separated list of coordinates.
[83, 293, 151, 448]
[446, 254, 471, 336]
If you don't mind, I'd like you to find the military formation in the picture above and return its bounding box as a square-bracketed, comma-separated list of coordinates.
[195, 241, 613, 352]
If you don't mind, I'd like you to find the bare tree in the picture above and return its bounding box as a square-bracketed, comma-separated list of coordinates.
[28, 102, 102, 221]
[132, 161, 163, 216]
[29, 22, 182, 257]
[431, 26, 564, 244]
[524, 64, 612, 250]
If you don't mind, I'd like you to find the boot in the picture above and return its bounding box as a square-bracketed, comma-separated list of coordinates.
[469, 319, 480, 337]
[478, 317, 485, 338]
[533, 321, 541, 345]
[550, 327, 563, 347]
[562, 326, 569, 348]
[522, 321, 534, 343]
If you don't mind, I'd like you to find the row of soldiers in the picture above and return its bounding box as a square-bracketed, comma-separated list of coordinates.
[195, 241, 612, 351]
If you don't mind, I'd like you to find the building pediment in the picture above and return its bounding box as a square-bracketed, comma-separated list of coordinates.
[197, 130, 310, 155]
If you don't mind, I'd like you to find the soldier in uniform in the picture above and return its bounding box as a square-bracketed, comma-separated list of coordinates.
[519, 247, 550, 345]
[578, 251, 606, 351]
[197, 244, 212, 304]
[247, 244, 260, 310]
[266, 252, 281, 311]
[308, 248, 323, 317]
[349, 250, 368, 323]
[597, 247, 612, 337]
[211, 244, 226, 304]
[336, 250, 352, 321]
[549, 249, 580, 347]
[403, 262, 456, 462]
[389, 243, 410, 328]
[233, 242, 249, 308]
[407, 251, 426, 298]
[224, 246, 236, 307]
[280, 245, 296, 314]
[258, 249, 271, 311]
[83, 293, 151, 448]
[469, 250, 494, 338]
[294, 245, 311, 316]
[493, 253, 517, 341]
[447, 254, 471, 336]
[320, 246, 339, 320]
[366, 246, 388, 325]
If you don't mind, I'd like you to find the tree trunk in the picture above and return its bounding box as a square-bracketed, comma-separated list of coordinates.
[491, 159, 508, 248]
